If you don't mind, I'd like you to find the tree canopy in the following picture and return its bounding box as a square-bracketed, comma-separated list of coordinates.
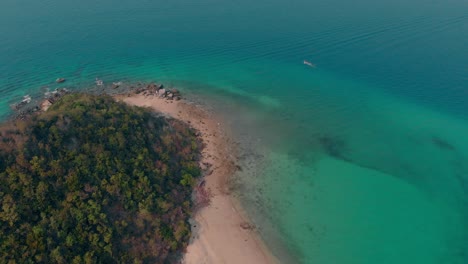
[0, 93, 201, 263]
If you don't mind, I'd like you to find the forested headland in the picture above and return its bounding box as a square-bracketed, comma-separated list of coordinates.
[0, 93, 202, 263]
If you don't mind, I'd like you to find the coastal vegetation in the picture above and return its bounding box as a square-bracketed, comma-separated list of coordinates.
[0, 93, 201, 263]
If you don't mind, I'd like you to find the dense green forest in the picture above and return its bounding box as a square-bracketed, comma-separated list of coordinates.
[0, 94, 201, 263]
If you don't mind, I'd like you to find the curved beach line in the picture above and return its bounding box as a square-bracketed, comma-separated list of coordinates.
[116, 94, 278, 264]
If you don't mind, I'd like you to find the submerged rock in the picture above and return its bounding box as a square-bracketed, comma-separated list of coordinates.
[240, 222, 255, 230]
[318, 136, 347, 159]
[431, 136, 456, 151]
[112, 82, 122, 89]
[11, 95, 32, 110]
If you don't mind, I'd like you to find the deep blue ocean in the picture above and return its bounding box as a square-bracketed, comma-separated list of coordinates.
[1, 0, 467, 263]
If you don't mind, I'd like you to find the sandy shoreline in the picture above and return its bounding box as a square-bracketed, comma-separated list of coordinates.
[117, 94, 277, 264]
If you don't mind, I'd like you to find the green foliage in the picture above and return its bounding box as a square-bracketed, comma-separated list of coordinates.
[180, 173, 195, 187]
[0, 94, 201, 263]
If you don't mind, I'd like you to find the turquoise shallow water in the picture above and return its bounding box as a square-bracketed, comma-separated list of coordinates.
[1, 0, 467, 263]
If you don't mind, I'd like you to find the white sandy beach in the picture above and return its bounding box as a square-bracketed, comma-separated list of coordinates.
[117, 94, 277, 264]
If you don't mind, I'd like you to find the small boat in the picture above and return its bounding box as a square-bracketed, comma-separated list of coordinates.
[95, 78, 104, 86]
[303, 60, 316, 68]
[56, 78, 66, 83]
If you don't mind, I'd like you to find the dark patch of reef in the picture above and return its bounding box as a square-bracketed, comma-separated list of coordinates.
[318, 135, 348, 160]
[431, 136, 456, 152]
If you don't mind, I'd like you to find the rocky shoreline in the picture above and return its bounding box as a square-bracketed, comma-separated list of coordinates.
[9, 80, 183, 120]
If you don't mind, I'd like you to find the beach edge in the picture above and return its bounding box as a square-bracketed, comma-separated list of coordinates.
[117, 94, 278, 264]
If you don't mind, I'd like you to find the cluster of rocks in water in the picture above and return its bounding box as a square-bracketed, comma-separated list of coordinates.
[133, 83, 182, 101]
[56, 78, 66, 84]
[10, 80, 183, 120]
[11, 88, 69, 120]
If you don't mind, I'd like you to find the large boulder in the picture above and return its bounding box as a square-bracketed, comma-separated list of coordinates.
[40, 99, 53, 112]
